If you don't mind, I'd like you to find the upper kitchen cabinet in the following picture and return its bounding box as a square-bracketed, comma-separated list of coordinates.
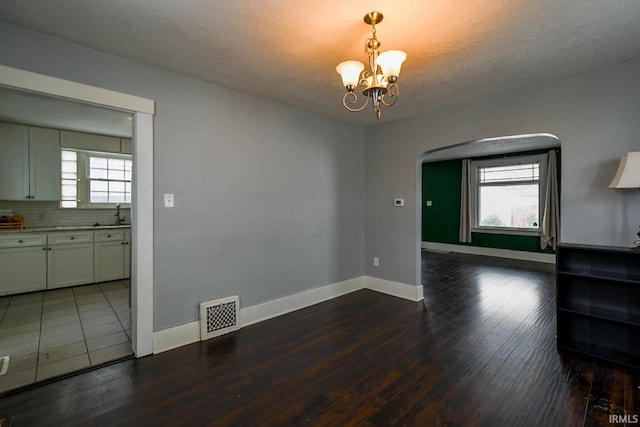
[29, 127, 61, 200]
[0, 122, 60, 201]
[61, 130, 126, 153]
[121, 138, 132, 154]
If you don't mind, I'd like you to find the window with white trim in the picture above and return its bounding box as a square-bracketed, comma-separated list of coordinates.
[60, 148, 132, 208]
[471, 154, 546, 234]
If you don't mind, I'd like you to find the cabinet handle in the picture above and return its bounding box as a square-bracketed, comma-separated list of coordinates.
[70, 237, 75, 240]
[42, 247, 47, 251]
[48, 247, 52, 251]
[18, 239, 23, 243]
[121, 241, 125, 245]
[108, 234, 112, 238]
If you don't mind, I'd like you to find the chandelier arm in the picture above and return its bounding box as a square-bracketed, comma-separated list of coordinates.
[380, 83, 399, 107]
[342, 92, 371, 112]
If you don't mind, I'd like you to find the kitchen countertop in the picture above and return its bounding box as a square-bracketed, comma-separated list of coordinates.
[0, 225, 131, 234]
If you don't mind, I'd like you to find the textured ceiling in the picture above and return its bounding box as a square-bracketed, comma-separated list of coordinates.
[1, 0, 639, 127]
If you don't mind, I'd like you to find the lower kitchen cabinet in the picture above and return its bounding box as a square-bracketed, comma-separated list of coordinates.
[0, 233, 47, 296]
[94, 229, 130, 282]
[47, 231, 94, 289]
[0, 228, 130, 296]
[124, 229, 131, 279]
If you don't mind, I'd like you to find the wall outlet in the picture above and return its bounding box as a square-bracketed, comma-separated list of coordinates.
[426, 200, 432, 207]
[394, 199, 405, 207]
[373, 257, 379, 267]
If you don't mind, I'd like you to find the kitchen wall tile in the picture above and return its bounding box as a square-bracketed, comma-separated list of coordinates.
[0, 201, 131, 228]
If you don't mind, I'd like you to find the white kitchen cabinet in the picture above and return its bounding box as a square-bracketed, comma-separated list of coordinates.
[0, 122, 60, 201]
[0, 122, 29, 200]
[121, 138, 132, 154]
[47, 231, 94, 289]
[124, 229, 131, 279]
[60, 130, 121, 153]
[94, 229, 126, 282]
[0, 233, 47, 296]
[29, 126, 61, 200]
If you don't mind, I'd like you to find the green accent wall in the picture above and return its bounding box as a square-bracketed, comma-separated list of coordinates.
[421, 149, 560, 254]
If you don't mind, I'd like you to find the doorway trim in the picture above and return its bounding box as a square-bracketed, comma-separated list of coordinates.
[0, 64, 155, 357]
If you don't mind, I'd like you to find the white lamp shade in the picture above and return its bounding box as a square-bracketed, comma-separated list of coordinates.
[377, 50, 407, 79]
[609, 151, 640, 188]
[336, 61, 364, 88]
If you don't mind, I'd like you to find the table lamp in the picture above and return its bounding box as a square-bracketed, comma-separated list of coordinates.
[609, 151, 640, 249]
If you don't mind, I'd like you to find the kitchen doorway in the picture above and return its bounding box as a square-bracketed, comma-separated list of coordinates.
[0, 65, 154, 393]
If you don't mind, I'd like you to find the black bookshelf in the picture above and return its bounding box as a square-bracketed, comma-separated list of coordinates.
[556, 243, 640, 369]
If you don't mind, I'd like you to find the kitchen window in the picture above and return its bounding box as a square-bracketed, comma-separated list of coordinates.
[60, 149, 132, 208]
[470, 154, 546, 235]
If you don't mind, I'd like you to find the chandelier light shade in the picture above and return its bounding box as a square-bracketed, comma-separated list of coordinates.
[336, 61, 365, 89]
[336, 11, 407, 120]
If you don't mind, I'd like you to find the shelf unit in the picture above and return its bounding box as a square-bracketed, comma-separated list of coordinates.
[556, 243, 640, 369]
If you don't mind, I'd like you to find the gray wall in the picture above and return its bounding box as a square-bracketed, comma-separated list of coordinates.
[365, 59, 640, 286]
[0, 22, 365, 331]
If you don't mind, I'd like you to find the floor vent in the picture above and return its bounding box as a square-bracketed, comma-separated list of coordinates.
[200, 296, 240, 341]
[0, 355, 10, 376]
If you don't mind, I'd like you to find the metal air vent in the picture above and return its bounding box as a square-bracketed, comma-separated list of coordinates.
[199, 296, 240, 340]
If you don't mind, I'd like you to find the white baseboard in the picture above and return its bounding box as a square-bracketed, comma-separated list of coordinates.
[152, 275, 425, 354]
[152, 276, 365, 354]
[153, 320, 200, 354]
[363, 276, 424, 302]
[421, 241, 556, 264]
[240, 276, 364, 327]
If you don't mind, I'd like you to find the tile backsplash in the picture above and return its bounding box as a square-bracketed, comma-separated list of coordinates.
[0, 201, 130, 228]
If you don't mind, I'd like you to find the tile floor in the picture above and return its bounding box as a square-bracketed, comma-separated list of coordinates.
[0, 280, 132, 393]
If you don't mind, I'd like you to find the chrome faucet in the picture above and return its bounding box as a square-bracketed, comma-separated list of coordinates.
[114, 203, 125, 225]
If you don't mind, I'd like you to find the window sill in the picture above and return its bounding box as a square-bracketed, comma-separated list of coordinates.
[471, 227, 541, 237]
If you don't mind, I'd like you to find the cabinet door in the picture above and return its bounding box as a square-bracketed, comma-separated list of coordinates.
[0, 246, 47, 296]
[124, 230, 131, 279]
[47, 243, 94, 289]
[29, 127, 61, 201]
[0, 122, 29, 200]
[121, 138, 132, 154]
[94, 241, 125, 282]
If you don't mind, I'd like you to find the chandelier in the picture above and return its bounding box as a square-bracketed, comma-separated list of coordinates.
[336, 11, 407, 120]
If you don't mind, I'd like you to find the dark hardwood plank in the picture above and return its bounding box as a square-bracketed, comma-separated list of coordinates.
[1, 251, 638, 426]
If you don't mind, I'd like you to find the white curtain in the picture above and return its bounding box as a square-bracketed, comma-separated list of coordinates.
[459, 159, 472, 243]
[541, 150, 559, 249]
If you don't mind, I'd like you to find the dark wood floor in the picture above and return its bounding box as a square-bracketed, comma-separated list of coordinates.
[1, 251, 639, 426]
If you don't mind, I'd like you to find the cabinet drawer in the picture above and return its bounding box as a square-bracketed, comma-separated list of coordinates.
[48, 231, 93, 244]
[94, 229, 125, 242]
[0, 233, 47, 248]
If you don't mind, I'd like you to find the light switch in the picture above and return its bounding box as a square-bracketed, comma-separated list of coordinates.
[164, 193, 174, 208]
